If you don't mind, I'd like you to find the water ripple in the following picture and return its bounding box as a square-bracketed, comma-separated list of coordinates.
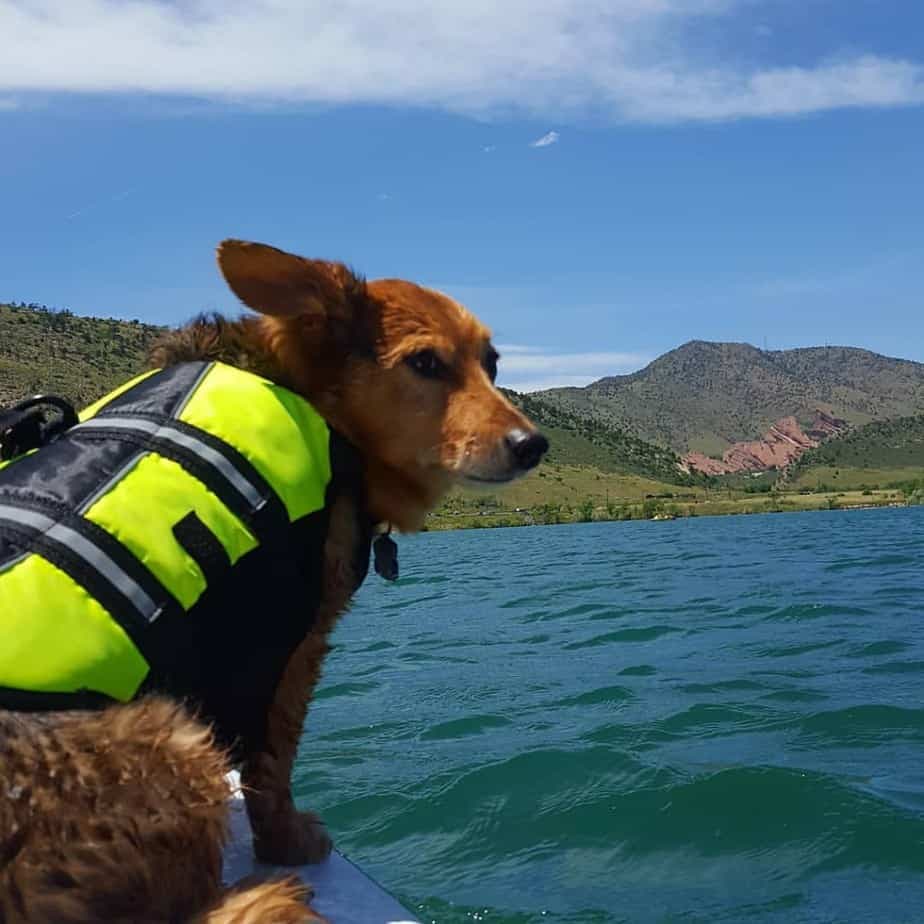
[293, 507, 924, 923]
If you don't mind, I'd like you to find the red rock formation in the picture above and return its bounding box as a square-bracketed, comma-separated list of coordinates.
[682, 452, 733, 477]
[806, 410, 849, 442]
[683, 412, 848, 475]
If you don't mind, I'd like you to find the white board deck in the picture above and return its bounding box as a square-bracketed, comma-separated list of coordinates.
[223, 782, 419, 924]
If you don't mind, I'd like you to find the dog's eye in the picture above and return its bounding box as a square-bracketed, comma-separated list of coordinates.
[406, 350, 446, 380]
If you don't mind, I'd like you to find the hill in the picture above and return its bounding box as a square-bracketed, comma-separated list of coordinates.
[786, 413, 924, 492]
[0, 302, 160, 407]
[793, 414, 924, 471]
[0, 302, 692, 485]
[505, 390, 697, 485]
[537, 341, 924, 458]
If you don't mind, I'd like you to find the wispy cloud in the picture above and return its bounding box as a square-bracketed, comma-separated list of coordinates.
[65, 187, 135, 222]
[0, 97, 20, 111]
[530, 130, 560, 148]
[1, 2, 922, 123]
[496, 345, 649, 392]
[741, 250, 924, 301]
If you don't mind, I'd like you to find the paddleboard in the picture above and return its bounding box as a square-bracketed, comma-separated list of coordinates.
[222, 775, 419, 924]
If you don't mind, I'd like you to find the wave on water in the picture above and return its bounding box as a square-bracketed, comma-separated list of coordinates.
[295, 508, 924, 923]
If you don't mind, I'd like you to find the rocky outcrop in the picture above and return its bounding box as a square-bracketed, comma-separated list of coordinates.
[805, 410, 849, 442]
[681, 453, 734, 477]
[683, 412, 848, 476]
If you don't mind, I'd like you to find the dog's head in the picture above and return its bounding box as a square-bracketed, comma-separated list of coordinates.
[217, 239, 547, 530]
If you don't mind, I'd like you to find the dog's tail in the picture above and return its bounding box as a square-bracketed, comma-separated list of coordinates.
[192, 876, 327, 924]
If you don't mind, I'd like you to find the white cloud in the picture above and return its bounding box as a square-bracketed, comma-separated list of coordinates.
[0, 97, 20, 110]
[530, 130, 560, 147]
[496, 344, 544, 354]
[496, 345, 649, 392]
[1, 2, 922, 123]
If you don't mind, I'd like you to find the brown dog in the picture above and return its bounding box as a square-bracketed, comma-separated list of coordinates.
[0, 240, 547, 922]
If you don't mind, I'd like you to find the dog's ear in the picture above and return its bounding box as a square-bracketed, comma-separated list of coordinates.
[217, 239, 363, 323]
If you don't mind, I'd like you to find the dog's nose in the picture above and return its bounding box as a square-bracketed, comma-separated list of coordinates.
[505, 428, 549, 471]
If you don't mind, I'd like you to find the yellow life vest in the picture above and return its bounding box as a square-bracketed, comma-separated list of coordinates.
[0, 361, 335, 708]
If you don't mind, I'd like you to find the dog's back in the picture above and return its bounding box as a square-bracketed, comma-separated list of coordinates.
[0, 360, 371, 758]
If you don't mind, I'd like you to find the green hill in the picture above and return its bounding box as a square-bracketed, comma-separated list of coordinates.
[505, 390, 697, 485]
[794, 414, 924, 470]
[537, 341, 924, 457]
[0, 302, 160, 407]
[787, 414, 924, 491]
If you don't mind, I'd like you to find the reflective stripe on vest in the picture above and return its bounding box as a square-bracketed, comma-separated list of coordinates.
[0, 361, 332, 703]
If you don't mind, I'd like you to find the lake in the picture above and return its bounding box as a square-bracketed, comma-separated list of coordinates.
[293, 507, 924, 923]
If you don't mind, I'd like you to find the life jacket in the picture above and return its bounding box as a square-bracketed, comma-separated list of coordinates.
[0, 361, 372, 754]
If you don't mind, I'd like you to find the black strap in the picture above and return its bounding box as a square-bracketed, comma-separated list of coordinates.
[0, 685, 118, 712]
[173, 511, 232, 586]
[71, 415, 289, 543]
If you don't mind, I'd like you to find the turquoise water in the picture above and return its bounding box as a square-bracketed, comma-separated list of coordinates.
[293, 507, 924, 923]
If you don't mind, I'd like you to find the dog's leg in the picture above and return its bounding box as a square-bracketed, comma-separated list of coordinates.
[241, 631, 333, 865]
[242, 495, 362, 866]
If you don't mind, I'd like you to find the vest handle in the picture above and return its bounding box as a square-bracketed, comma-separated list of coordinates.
[0, 395, 79, 460]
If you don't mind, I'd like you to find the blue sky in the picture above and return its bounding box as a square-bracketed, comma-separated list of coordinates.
[1, 1, 922, 391]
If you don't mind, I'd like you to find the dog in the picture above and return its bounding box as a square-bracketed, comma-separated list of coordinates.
[0, 240, 548, 923]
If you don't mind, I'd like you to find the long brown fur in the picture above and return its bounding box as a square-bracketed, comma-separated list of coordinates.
[1, 239, 545, 921]
[194, 878, 324, 924]
[1, 700, 223, 922]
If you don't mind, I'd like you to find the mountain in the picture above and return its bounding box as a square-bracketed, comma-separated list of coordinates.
[537, 341, 924, 461]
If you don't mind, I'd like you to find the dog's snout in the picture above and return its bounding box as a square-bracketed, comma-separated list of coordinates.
[505, 428, 549, 471]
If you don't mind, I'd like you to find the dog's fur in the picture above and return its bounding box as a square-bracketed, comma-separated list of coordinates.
[0, 241, 545, 922]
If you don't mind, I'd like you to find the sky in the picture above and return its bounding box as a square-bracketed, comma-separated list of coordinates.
[1, 1, 923, 392]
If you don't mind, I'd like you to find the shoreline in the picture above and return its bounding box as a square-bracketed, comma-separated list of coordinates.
[423, 491, 916, 532]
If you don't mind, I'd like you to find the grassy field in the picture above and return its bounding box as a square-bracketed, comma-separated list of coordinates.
[787, 464, 924, 492]
[426, 465, 921, 531]
[425, 489, 912, 531]
[452, 463, 705, 508]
